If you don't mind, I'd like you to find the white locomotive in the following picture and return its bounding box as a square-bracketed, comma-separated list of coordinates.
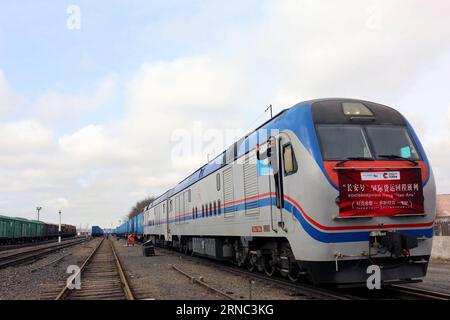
[143, 98, 436, 285]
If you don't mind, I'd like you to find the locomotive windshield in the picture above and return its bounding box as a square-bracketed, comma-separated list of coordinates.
[316, 124, 421, 161]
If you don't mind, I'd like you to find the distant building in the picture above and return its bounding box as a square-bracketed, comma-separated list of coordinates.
[437, 194, 450, 217]
[435, 195, 450, 236]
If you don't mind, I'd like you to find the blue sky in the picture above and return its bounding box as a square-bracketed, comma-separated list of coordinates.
[0, 1, 449, 228]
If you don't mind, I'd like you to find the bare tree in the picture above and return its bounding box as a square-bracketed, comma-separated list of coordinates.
[128, 196, 155, 220]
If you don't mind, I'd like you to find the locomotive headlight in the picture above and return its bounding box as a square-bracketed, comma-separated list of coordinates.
[342, 102, 373, 116]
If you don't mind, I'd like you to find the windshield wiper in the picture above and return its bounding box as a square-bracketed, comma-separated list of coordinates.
[336, 157, 374, 166]
[378, 154, 418, 166]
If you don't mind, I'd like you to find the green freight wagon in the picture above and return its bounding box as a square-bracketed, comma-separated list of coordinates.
[0, 215, 15, 241]
[0, 215, 45, 243]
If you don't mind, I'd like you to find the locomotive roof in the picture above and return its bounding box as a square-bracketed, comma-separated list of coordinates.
[310, 98, 405, 125]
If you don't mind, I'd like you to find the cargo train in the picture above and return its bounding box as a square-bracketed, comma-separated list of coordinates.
[91, 226, 104, 237]
[115, 98, 436, 286]
[0, 215, 76, 244]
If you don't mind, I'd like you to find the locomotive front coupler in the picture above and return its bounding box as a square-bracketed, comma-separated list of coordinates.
[369, 231, 418, 258]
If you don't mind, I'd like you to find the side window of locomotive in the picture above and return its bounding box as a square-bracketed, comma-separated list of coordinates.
[283, 143, 298, 175]
[188, 189, 191, 202]
[216, 173, 221, 191]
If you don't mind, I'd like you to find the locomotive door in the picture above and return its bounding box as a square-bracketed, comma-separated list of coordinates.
[278, 134, 297, 231]
[257, 137, 281, 233]
[265, 134, 291, 232]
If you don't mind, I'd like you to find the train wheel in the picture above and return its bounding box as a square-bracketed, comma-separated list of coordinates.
[288, 271, 300, 282]
[264, 261, 276, 277]
[288, 265, 301, 282]
[246, 259, 255, 272]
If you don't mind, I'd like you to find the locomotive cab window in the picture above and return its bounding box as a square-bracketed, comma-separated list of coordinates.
[283, 143, 297, 175]
[365, 126, 421, 160]
[316, 124, 421, 161]
[316, 125, 372, 160]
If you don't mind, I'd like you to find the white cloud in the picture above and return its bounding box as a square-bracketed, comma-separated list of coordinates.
[126, 56, 241, 113]
[36, 74, 118, 121]
[0, 69, 22, 117]
[122, 55, 247, 176]
[59, 125, 113, 159]
[229, 0, 450, 107]
[42, 197, 70, 209]
[0, 120, 54, 153]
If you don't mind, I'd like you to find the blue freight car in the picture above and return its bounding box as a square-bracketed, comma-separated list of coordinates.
[113, 212, 144, 241]
[91, 226, 104, 237]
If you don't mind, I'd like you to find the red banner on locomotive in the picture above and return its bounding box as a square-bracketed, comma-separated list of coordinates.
[338, 168, 424, 217]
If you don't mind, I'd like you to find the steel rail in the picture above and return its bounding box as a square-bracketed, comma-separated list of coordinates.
[0, 238, 89, 269]
[162, 247, 361, 300]
[218, 263, 362, 300]
[55, 238, 105, 300]
[388, 284, 450, 300]
[111, 240, 135, 300]
[0, 236, 78, 252]
[172, 264, 236, 300]
[56, 238, 135, 300]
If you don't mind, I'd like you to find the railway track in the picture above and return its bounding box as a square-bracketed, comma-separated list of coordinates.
[0, 238, 89, 270]
[216, 263, 363, 300]
[158, 247, 361, 300]
[385, 284, 450, 300]
[55, 238, 134, 300]
[172, 264, 236, 300]
[158, 246, 450, 301]
[0, 237, 78, 252]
